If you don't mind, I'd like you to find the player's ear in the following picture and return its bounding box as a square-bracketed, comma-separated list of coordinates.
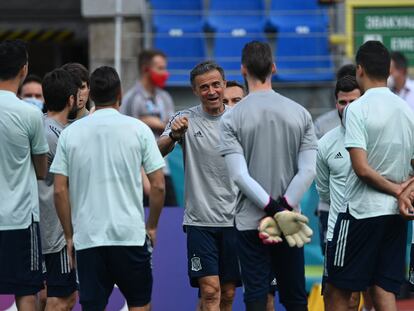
[192, 85, 198, 97]
[69, 94, 75, 108]
[356, 64, 364, 78]
[19, 62, 28, 82]
[116, 88, 123, 106]
[241, 64, 247, 77]
[271, 63, 276, 75]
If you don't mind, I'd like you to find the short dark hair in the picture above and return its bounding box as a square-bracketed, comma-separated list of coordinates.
[226, 80, 246, 95]
[22, 74, 42, 86]
[335, 75, 360, 99]
[60, 65, 83, 90]
[190, 61, 225, 87]
[390, 51, 408, 71]
[61, 62, 90, 85]
[42, 69, 79, 112]
[355, 41, 390, 81]
[18, 74, 43, 97]
[90, 66, 121, 106]
[0, 40, 28, 80]
[241, 41, 273, 83]
[336, 64, 356, 80]
[138, 49, 166, 74]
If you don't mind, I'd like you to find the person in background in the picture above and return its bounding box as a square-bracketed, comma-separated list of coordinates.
[388, 51, 414, 111]
[121, 49, 177, 206]
[223, 80, 245, 107]
[61, 62, 91, 120]
[19, 74, 45, 110]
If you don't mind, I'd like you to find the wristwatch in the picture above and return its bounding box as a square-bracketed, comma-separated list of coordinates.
[169, 131, 181, 142]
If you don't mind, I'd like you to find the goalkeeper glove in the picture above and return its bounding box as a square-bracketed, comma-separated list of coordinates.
[264, 196, 313, 248]
[258, 217, 283, 245]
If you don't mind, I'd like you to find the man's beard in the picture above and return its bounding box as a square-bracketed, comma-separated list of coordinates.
[85, 98, 91, 111]
[68, 98, 80, 120]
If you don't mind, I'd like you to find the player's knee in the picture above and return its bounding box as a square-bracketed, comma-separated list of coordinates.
[348, 292, 361, 310]
[15, 295, 37, 309]
[221, 286, 236, 305]
[200, 283, 220, 304]
[46, 294, 76, 311]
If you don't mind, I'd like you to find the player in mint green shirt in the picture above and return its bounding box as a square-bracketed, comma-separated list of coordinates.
[0, 40, 49, 310]
[51, 66, 165, 310]
[325, 41, 414, 311]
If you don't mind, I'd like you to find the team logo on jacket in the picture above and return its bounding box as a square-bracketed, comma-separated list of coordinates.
[191, 256, 202, 271]
[194, 131, 203, 138]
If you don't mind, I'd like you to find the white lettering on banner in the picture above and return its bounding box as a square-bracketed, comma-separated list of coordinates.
[391, 37, 414, 51]
[365, 16, 414, 30]
[363, 34, 383, 43]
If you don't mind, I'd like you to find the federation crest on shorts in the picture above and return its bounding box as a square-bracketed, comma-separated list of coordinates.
[191, 256, 202, 271]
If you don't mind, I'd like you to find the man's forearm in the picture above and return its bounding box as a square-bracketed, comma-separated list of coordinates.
[224, 153, 269, 208]
[284, 149, 317, 207]
[349, 147, 402, 197]
[158, 136, 176, 157]
[54, 187, 73, 240]
[146, 169, 166, 230]
[147, 187, 165, 230]
[355, 164, 401, 197]
[32, 154, 48, 180]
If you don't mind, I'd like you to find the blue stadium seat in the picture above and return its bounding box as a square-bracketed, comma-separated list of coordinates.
[207, 0, 266, 32]
[154, 26, 206, 86]
[213, 28, 266, 82]
[268, 0, 329, 31]
[150, 0, 205, 31]
[267, 0, 333, 81]
[273, 24, 334, 81]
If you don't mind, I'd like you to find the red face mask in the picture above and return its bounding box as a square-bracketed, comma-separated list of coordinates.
[149, 69, 169, 88]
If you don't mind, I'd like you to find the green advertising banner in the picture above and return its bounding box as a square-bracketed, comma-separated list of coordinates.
[353, 6, 414, 66]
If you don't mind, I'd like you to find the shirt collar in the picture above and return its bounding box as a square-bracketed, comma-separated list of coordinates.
[0, 90, 17, 97]
[92, 108, 119, 116]
[363, 87, 391, 95]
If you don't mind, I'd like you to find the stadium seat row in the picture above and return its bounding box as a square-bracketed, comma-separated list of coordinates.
[150, 0, 334, 85]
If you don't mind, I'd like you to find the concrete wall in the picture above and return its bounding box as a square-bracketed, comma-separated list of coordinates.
[88, 18, 142, 90]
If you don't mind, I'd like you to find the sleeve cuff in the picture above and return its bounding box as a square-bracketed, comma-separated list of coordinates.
[144, 162, 166, 175]
[344, 142, 366, 150]
[31, 145, 49, 155]
[49, 169, 68, 176]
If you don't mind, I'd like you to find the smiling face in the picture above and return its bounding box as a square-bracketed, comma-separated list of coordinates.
[223, 86, 244, 107]
[192, 69, 226, 114]
[336, 88, 361, 119]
